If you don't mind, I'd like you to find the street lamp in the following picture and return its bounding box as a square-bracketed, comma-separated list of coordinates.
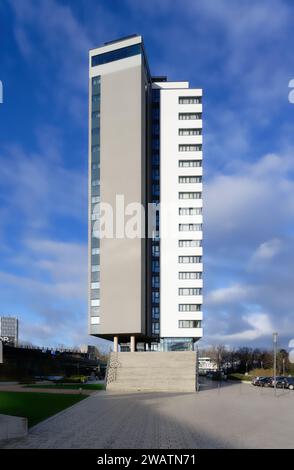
[273, 332, 278, 395]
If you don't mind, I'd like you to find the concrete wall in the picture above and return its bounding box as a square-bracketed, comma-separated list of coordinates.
[106, 351, 197, 392]
[0, 414, 27, 441]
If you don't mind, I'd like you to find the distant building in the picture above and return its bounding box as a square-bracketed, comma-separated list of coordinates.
[0, 316, 19, 346]
[198, 357, 218, 374]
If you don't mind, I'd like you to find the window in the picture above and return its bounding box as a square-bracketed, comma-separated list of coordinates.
[178, 239, 202, 247]
[179, 144, 202, 152]
[91, 248, 100, 255]
[179, 160, 202, 168]
[179, 113, 202, 120]
[179, 96, 202, 104]
[179, 128, 202, 136]
[91, 265, 100, 272]
[152, 322, 160, 335]
[152, 276, 160, 288]
[152, 260, 160, 272]
[91, 271, 100, 282]
[91, 282, 100, 289]
[179, 256, 202, 263]
[152, 307, 160, 319]
[179, 192, 202, 199]
[90, 316, 100, 325]
[179, 288, 202, 296]
[179, 272, 202, 280]
[179, 320, 202, 328]
[91, 288, 100, 300]
[179, 176, 202, 184]
[179, 208, 202, 216]
[152, 291, 160, 303]
[178, 304, 202, 312]
[92, 111, 100, 120]
[179, 223, 202, 231]
[152, 183, 160, 194]
[152, 168, 160, 180]
[91, 299, 100, 307]
[92, 43, 142, 67]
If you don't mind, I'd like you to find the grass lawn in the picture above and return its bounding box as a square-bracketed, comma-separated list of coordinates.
[24, 383, 105, 391]
[0, 391, 86, 427]
[228, 373, 253, 381]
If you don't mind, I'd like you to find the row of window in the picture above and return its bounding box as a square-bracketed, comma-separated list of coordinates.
[149, 320, 202, 330]
[179, 160, 202, 167]
[179, 113, 202, 120]
[179, 272, 202, 279]
[179, 192, 202, 199]
[179, 256, 202, 264]
[179, 207, 202, 215]
[179, 144, 202, 152]
[179, 96, 202, 104]
[179, 128, 202, 136]
[179, 224, 202, 231]
[178, 239, 202, 247]
[179, 288, 202, 296]
[179, 304, 202, 312]
[179, 320, 202, 328]
[179, 176, 202, 184]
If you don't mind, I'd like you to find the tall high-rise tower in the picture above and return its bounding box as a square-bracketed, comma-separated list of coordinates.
[88, 35, 203, 352]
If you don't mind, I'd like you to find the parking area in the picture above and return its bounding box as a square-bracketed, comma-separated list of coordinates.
[1, 380, 294, 449]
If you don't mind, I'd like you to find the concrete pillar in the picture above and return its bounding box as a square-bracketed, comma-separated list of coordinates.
[113, 336, 118, 352]
[130, 336, 135, 352]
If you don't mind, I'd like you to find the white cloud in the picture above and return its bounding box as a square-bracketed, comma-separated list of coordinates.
[205, 152, 294, 247]
[213, 313, 274, 342]
[251, 238, 283, 263]
[206, 284, 255, 306]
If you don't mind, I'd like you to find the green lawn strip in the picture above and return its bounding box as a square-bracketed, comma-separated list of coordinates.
[23, 383, 105, 391]
[228, 373, 253, 382]
[0, 391, 86, 427]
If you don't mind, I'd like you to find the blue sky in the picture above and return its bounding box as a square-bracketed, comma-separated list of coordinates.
[1, 0, 294, 351]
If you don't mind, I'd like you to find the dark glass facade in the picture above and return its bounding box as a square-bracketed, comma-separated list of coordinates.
[90, 76, 101, 322]
[92, 44, 142, 67]
[151, 87, 160, 339]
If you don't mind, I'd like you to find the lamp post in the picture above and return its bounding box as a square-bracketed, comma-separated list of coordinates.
[273, 332, 278, 395]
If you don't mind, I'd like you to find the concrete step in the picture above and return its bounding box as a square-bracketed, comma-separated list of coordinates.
[106, 351, 197, 393]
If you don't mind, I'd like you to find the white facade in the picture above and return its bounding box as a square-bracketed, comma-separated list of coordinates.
[158, 83, 203, 341]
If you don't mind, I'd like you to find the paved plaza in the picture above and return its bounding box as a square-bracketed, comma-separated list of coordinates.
[1, 381, 294, 449]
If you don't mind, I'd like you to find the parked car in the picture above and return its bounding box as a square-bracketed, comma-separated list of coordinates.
[252, 376, 265, 385]
[271, 376, 288, 388]
[275, 377, 294, 390]
[286, 378, 294, 390]
[254, 377, 273, 387]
